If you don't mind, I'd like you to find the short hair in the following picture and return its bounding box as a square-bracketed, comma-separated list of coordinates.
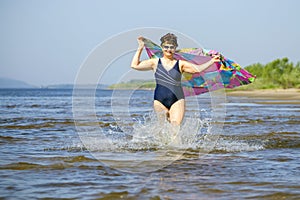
[160, 33, 178, 47]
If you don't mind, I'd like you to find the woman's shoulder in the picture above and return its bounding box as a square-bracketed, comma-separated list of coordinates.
[178, 59, 190, 66]
[150, 57, 159, 64]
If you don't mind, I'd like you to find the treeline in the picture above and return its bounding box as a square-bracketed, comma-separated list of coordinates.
[244, 57, 300, 89]
[109, 79, 155, 89]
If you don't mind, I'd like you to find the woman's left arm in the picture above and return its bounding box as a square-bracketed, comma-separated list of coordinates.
[180, 55, 220, 73]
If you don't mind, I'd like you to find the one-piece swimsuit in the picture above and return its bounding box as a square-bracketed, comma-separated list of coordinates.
[154, 58, 184, 109]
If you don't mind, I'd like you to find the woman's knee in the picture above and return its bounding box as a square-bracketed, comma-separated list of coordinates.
[170, 120, 181, 126]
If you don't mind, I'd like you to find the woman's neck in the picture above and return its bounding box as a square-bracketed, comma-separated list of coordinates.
[163, 55, 174, 60]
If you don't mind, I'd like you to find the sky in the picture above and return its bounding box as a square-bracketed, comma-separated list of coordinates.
[0, 0, 299, 86]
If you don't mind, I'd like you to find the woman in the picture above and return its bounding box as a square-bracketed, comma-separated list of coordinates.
[131, 33, 220, 125]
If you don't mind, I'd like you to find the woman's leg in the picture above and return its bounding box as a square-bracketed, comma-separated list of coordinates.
[168, 99, 185, 125]
[153, 100, 169, 122]
[167, 99, 185, 145]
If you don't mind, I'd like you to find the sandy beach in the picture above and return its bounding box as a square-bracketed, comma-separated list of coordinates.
[226, 88, 300, 101]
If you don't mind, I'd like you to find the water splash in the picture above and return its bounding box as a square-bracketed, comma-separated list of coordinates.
[69, 110, 265, 154]
[71, 110, 213, 153]
[213, 138, 265, 152]
[111, 111, 211, 150]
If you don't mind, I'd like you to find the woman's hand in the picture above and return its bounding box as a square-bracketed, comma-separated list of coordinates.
[137, 36, 145, 49]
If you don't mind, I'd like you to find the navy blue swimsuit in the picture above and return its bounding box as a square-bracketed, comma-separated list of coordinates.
[154, 58, 184, 109]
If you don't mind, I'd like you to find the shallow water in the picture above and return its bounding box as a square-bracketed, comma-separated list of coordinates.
[0, 89, 299, 199]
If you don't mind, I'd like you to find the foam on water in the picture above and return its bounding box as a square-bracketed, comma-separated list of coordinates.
[62, 110, 266, 172]
[213, 138, 265, 152]
[72, 110, 264, 154]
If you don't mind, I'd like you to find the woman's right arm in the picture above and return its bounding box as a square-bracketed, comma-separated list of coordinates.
[130, 37, 155, 71]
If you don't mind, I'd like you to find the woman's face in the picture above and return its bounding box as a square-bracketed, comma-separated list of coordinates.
[162, 42, 176, 57]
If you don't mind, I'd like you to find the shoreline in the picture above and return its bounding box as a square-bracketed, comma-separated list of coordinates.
[226, 88, 300, 100]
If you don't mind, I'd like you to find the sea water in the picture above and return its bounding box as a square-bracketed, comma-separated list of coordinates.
[0, 89, 299, 199]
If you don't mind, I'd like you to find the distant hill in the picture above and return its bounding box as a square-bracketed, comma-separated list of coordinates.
[42, 84, 74, 89]
[44, 84, 109, 89]
[0, 77, 36, 88]
[0, 77, 111, 89]
[109, 79, 155, 89]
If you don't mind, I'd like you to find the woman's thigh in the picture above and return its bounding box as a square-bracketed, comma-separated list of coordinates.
[153, 100, 169, 121]
[169, 99, 185, 125]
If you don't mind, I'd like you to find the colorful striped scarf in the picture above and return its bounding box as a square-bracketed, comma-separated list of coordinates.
[143, 38, 256, 96]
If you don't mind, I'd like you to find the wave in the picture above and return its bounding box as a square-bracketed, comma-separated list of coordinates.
[0, 161, 105, 171]
[44, 130, 300, 154]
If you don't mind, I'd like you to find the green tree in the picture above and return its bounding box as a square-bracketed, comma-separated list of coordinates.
[244, 57, 300, 89]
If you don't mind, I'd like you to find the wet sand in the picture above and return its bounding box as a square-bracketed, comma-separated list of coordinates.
[226, 88, 300, 101]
